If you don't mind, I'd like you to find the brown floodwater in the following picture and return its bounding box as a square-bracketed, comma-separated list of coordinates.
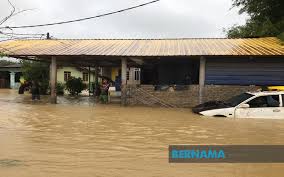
[1, 89, 284, 177]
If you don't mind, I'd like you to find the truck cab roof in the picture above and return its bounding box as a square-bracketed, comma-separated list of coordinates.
[247, 91, 284, 96]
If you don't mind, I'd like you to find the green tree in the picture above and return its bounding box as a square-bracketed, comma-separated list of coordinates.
[0, 53, 6, 58]
[21, 60, 50, 94]
[56, 82, 65, 95]
[65, 77, 86, 96]
[227, 0, 284, 39]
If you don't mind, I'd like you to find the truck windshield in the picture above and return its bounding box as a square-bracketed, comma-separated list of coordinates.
[225, 93, 254, 107]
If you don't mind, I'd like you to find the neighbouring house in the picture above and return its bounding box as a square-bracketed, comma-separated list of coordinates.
[58, 66, 140, 85]
[0, 62, 140, 91]
[0, 64, 23, 89]
[0, 64, 96, 89]
[57, 66, 97, 84]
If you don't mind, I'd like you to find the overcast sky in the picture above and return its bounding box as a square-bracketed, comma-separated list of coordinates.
[0, 0, 247, 39]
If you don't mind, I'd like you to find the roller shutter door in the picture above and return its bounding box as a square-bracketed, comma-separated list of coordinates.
[205, 58, 284, 85]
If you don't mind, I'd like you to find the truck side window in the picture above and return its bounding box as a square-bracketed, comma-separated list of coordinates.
[247, 95, 280, 108]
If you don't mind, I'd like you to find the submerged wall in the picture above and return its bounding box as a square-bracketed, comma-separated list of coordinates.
[127, 85, 258, 108]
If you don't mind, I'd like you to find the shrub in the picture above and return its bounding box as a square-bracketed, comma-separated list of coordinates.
[56, 82, 65, 95]
[65, 77, 86, 95]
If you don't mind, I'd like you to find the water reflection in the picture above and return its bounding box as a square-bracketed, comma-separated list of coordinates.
[0, 159, 23, 167]
[1, 89, 284, 177]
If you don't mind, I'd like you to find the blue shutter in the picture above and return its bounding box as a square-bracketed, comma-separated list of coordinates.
[205, 58, 284, 85]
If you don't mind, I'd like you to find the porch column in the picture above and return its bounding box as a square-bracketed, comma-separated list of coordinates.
[50, 56, 57, 104]
[95, 66, 99, 86]
[88, 66, 91, 96]
[93, 66, 99, 97]
[199, 56, 206, 104]
[121, 58, 127, 106]
[9, 71, 15, 89]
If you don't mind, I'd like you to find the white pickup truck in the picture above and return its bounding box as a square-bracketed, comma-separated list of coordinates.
[193, 91, 284, 119]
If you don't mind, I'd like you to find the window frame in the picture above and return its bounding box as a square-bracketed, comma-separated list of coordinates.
[82, 72, 89, 82]
[245, 94, 281, 108]
[134, 68, 140, 81]
[64, 71, 71, 81]
[126, 71, 130, 80]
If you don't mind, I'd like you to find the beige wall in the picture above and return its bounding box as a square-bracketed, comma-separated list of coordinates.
[102, 67, 141, 84]
[57, 67, 95, 84]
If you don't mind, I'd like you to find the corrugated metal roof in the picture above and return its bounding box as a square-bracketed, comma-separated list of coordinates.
[0, 37, 283, 57]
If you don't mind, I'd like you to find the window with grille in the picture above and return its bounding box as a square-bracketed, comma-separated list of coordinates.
[64, 71, 71, 81]
[126, 71, 130, 80]
[134, 68, 140, 81]
[83, 72, 89, 82]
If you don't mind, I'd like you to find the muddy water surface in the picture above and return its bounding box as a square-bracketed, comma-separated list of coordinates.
[1, 89, 284, 177]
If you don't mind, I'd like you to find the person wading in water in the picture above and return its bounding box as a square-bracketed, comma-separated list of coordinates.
[31, 81, 40, 101]
[18, 81, 29, 94]
[99, 79, 110, 104]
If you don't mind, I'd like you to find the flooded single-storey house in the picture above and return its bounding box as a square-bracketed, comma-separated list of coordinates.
[0, 37, 283, 107]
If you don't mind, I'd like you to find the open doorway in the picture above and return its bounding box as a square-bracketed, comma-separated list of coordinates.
[0, 71, 10, 88]
[141, 57, 199, 85]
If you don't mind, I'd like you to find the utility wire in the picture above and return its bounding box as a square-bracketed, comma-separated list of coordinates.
[0, 36, 42, 42]
[0, 0, 160, 29]
[0, 32, 45, 36]
[0, 31, 45, 41]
